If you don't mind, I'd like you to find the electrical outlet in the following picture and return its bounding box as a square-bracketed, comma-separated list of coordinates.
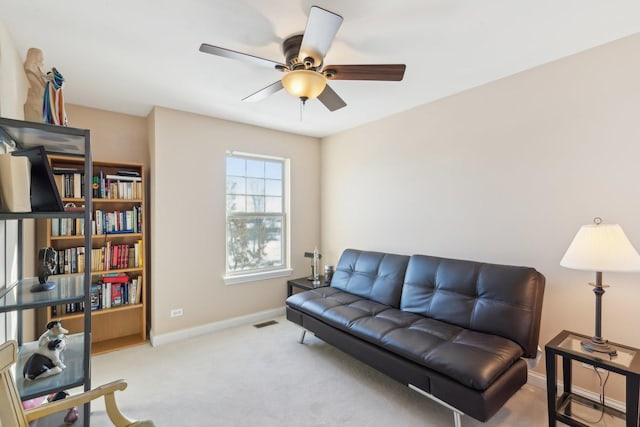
[170, 308, 183, 318]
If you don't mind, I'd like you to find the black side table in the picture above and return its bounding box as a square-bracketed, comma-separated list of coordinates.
[286, 276, 329, 297]
[545, 329, 640, 426]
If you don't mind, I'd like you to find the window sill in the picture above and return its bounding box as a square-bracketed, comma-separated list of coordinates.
[223, 268, 293, 285]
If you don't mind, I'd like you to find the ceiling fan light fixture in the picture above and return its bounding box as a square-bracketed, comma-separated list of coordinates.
[281, 69, 327, 100]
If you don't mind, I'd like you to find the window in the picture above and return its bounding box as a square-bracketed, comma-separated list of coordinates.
[225, 153, 289, 281]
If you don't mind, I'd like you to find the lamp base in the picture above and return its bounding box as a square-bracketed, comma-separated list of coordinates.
[581, 338, 617, 356]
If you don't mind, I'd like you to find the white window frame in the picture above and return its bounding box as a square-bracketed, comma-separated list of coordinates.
[223, 151, 291, 285]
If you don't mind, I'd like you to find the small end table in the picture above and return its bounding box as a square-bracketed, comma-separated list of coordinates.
[286, 276, 329, 297]
[545, 329, 640, 426]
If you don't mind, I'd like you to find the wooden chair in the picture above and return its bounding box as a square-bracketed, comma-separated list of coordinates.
[0, 340, 154, 426]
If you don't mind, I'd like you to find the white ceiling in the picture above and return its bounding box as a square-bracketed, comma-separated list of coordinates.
[1, 1, 639, 138]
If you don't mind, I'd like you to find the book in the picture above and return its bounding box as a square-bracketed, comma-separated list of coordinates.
[117, 170, 140, 177]
[122, 282, 129, 304]
[53, 167, 80, 174]
[102, 273, 129, 284]
[90, 283, 102, 311]
[102, 282, 112, 309]
[77, 247, 85, 273]
[106, 174, 142, 182]
[135, 274, 143, 304]
[92, 175, 100, 198]
[73, 172, 82, 198]
[136, 240, 143, 267]
[51, 218, 60, 237]
[99, 170, 105, 199]
[111, 284, 123, 306]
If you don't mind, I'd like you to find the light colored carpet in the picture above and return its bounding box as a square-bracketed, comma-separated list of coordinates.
[88, 316, 549, 426]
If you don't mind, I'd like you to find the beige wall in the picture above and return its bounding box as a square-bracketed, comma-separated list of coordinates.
[0, 15, 30, 342]
[0, 15, 27, 119]
[65, 104, 149, 166]
[321, 33, 640, 399]
[149, 107, 320, 336]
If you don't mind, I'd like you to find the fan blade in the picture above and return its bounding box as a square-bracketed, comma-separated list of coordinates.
[199, 43, 286, 70]
[298, 7, 343, 67]
[242, 80, 284, 102]
[317, 84, 346, 111]
[323, 64, 406, 81]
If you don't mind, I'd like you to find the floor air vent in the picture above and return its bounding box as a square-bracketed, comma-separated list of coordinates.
[253, 320, 278, 328]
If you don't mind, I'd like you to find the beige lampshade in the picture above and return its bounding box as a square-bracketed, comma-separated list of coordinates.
[281, 69, 327, 100]
[560, 222, 640, 272]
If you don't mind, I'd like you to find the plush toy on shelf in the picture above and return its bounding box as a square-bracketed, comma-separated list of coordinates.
[23, 320, 69, 380]
[23, 338, 66, 380]
[37, 320, 68, 348]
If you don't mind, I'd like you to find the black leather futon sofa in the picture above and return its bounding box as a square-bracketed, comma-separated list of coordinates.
[286, 249, 545, 425]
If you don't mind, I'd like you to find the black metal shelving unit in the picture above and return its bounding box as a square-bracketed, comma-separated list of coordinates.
[0, 117, 92, 425]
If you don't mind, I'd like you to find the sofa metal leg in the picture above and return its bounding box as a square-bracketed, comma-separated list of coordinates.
[299, 330, 306, 344]
[453, 410, 462, 427]
[408, 384, 464, 427]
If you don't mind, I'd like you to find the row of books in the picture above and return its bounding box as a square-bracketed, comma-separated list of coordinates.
[50, 206, 142, 237]
[52, 168, 142, 200]
[51, 302, 84, 315]
[52, 217, 85, 237]
[52, 240, 142, 274]
[92, 240, 143, 272]
[91, 274, 143, 310]
[48, 274, 143, 315]
[53, 170, 85, 199]
[54, 247, 85, 274]
[100, 177, 143, 200]
[96, 170, 143, 200]
[95, 206, 143, 235]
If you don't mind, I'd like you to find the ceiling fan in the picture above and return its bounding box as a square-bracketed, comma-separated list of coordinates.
[199, 5, 406, 112]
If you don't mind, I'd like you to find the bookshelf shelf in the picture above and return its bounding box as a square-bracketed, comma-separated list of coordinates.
[37, 156, 147, 355]
[92, 303, 143, 317]
[92, 267, 143, 275]
[61, 197, 84, 203]
[50, 233, 143, 242]
[53, 302, 143, 323]
[93, 198, 144, 204]
[0, 211, 84, 220]
[0, 275, 84, 312]
[92, 334, 146, 355]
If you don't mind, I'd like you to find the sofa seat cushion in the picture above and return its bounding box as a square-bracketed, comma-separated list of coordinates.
[287, 288, 524, 391]
[381, 318, 524, 390]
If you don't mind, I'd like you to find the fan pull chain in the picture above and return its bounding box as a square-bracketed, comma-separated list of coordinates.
[299, 97, 307, 121]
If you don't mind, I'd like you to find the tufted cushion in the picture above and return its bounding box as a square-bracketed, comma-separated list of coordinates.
[330, 249, 409, 308]
[286, 287, 523, 391]
[400, 255, 545, 357]
[381, 318, 523, 390]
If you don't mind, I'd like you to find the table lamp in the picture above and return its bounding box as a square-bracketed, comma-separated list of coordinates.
[560, 217, 640, 356]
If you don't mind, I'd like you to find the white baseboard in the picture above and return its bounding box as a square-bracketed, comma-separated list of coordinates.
[527, 369, 625, 412]
[149, 307, 285, 347]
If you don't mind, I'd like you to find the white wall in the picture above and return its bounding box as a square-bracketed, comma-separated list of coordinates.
[149, 107, 320, 337]
[321, 34, 640, 399]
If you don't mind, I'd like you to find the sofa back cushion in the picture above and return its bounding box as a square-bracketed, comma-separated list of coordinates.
[331, 249, 410, 308]
[401, 255, 545, 358]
